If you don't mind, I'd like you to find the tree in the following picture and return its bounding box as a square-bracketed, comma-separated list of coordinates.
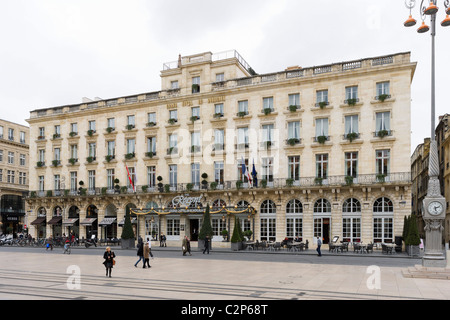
[121, 211, 135, 240]
[198, 204, 213, 240]
[402, 215, 409, 242]
[406, 215, 421, 246]
[231, 216, 243, 243]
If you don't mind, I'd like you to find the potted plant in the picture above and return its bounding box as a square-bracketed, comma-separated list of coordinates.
[87, 129, 95, 136]
[237, 111, 247, 118]
[346, 132, 358, 142]
[289, 105, 298, 112]
[164, 184, 171, 193]
[201, 173, 208, 189]
[141, 185, 148, 192]
[315, 177, 323, 186]
[69, 131, 77, 137]
[378, 94, 389, 102]
[86, 156, 94, 163]
[121, 211, 135, 249]
[186, 183, 194, 192]
[106, 127, 114, 133]
[69, 158, 77, 165]
[157, 176, 164, 192]
[210, 181, 218, 190]
[125, 153, 135, 160]
[230, 216, 243, 251]
[261, 179, 268, 188]
[146, 121, 157, 127]
[376, 173, 386, 183]
[244, 230, 253, 241]
[236, 180, 243, 190]
[168, 118, 177, 125]
[190, 115, 199, 122]
[377, 129, 389, 138]
[287, 138, 300, 146]
[286, 178, 294, 187]
[405, 215, 420, 257]
[263, 108, 272, 115]
[345, 175, 354, 186]
[105, 155, 114, 162]
[318, 101, 328, 109]
[221, 229, 229, 242]
[317, 135, 328, 144]
[346, 98, 357, 106]
[36, 161, 44, 167]
[126, 124, 135, 130]
[214, 113, 224, 118]
[198, 204, 213, 251]
[52, 160, 60, 167]
[145, 152, 154, 158]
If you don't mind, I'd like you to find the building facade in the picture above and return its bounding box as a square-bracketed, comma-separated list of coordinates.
[0, 119, 29, 236]
[436, 114, 450, 244]
[25, 50, 416, 246]
[411, 138, 430, 235]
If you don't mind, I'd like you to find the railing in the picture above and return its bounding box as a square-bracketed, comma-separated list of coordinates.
[25, 172, 412, 199]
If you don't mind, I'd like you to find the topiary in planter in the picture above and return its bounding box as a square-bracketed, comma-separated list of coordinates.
[121, 211, 135, 249]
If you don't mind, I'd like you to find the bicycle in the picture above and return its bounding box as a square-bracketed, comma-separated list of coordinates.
[63, 243, 71, 254]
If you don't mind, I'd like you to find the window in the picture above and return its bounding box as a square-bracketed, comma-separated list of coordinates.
[263, 97, 274, 111]
[288, 93, 300, 107]
[288, 156, 300, 181]
[0, 126, 3, 138]
[314, 198, 331, 213]
[214, 129, 224, 150]
[88, 170, 96, 191]
[216, 73, 224, 82]
[169, 109, 178, 121]
[237, 127, 249, 146]
[20, 131, 25, 144]
[169, 134, 178, 149]
[373, 197, 393, 213]
[147, 166, 156, 187]
[343, 198, 361, 213]
[214, 103, 224, 115]
[315, 118, 329, 139]
[126, 167, 136, 190]
[54, 148, 61, 163]
[316, 154, 328, 179]
[0, 169, 2, 182]
[8, 128, 14, 141]
[38, 127, 45, 139]
[375, 111, 391, 134]
[70, 172, 77, 192]
[288, 121, 300, 140]
[107, 169, 115, 190]
[212, 218, 226, 238]
[127, 115, 135, 127]
[191, 107, 200, 120]
[260, 200, 276, 242]
[147, 112, 156, 125]
[316, 90, 328, 104]
[345, 86, 358, 100]
[345, 152, 358, 178]
[8, 151, 14, 164]
[70, 123, 78, 134]
[373, 218, 393, 243]
[54, 175, 61, 191]
[192, 76, 200, 93]
[262, 124, 274, 145]
[376, 149, 390, 175]
[191, 132, 200, 152]
[171, 80, 179, 89]
[214, 161, 224, 185]
[107, 118, 115, 129]
[88, 143, 96, 158]
[7, 170, 15, 184]
[238, 100, 248, 114]
[376, 81, 390, 97]
[147, 137, 156, 154]
[343, 218, 361, 243]
[38, 176, 44, 191]
[54, 125, 61, 136]
[88, 120, 96, 132]
[191, 163, 200, 186]
[344, 115, 359, 136]
[20, 154, 26, 166]
[167, 218, 180, 236]
[0, 150, 2, 162]
[237, 158, 249, 183]
[107, 141, 115, 157]
[262, 157, 274, 182]
[70, 145, 78, 160]
[19, 172, 26, 185]
[126, 139, 135, 154]
[169, 165, 177, 186]
[286, 199, 303, 239]
[38, 149, 45, 163]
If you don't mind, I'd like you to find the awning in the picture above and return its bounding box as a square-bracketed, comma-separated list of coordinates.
[80, 218, 97, 226]
[30, 217, 46, 225]
[62, 218, 79, 226]
[118, 217, 137, 226]
[99, 217, 117, 226]
[47, 216, 63, 225]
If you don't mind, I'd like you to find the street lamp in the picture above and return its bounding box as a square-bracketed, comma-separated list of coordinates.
[404, 0, 449, 267]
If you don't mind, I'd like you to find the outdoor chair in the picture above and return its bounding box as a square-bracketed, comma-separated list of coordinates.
[353, 243, 361, 253]
[366, 243, 374, 254]
[274, 242, 281, 251]
[341, 242, 349, 252]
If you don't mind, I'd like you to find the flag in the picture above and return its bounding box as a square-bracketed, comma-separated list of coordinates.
[252, 160, 258, 188]
[241, 157, 252, 185]
[125, 164, 135, 192]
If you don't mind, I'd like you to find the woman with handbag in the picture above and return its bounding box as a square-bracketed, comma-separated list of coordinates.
[103, 246, 116, 277]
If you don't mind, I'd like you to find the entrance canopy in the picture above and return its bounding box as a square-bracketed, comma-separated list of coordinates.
[62, 218, 79, 226]
[99, 217, 117, 226]
[48, 216, 62, 225]
[30, 217, 46, 225]
[80, 218, 97, 226]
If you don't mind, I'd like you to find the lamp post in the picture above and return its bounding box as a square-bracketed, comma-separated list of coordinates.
[404, 0, 449, 267]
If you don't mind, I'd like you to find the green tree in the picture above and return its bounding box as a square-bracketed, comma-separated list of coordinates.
[402, 215, 410, 243]
[121, 211, 135, 240]
[231, 216, 243, 243]
[198, 204, 213, 240]
[406, 215, 421, 246]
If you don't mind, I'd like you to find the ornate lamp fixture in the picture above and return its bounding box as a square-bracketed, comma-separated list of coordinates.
[404, 0, 450, 30]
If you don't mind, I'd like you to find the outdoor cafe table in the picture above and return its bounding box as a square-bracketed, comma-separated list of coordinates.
[246, 241, 256, 250]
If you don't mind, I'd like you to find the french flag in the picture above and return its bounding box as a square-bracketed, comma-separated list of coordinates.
[241, 157, 252, 185]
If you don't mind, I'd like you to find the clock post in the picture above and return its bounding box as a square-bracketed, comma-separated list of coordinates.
[422, 141, 446, 267]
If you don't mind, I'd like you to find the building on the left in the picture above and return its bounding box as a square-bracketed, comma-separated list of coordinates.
[0, 119, 29, 237]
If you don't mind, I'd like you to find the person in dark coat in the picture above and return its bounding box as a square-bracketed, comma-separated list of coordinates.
[134, 237, 144, 267]
[202, 235, 210, 254]
[182, 236, 192, 256]
[103, 247, 116, 277]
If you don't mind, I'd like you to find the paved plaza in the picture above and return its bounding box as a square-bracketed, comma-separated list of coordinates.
[0, 246, 449, 301]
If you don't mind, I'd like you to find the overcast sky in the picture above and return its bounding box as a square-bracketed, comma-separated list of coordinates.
[1, 0, 449, 154]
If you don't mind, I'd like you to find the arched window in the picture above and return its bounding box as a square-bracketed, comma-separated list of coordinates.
[145, 201, 158, 209]
[286, 199, 303, 214]
[260, 200, 276, 214]
[373, 197, 393, 213]
[314, 199, 331, 213]
[212, 199, 227, 209]
[237, 200, 250, 208]
[343, 198, 361, 213]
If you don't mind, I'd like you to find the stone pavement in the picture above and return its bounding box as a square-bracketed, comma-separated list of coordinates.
[0, 246, 449, 301]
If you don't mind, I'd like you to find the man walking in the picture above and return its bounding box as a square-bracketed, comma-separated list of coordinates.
[316, 237, 322, 257]
[203, 235, 210, 254]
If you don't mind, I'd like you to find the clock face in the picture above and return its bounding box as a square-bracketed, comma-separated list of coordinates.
[428, 201, 444, 215]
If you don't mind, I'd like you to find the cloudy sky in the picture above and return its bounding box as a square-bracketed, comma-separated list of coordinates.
[1, 0, 449, 153]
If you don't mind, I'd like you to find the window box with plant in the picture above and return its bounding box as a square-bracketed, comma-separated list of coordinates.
[192, 84, 200, 93]
[345, 132, 359, 142]
[168, 118, 177, 125]
[126, 124, 135, 131]
[86, 156, 95, 163]
[125, 153, 135, 160]
[146, 122, 157, 127]
[289, 105, 300, 112]
[345, 175, 354, 186]
[316, 135, 328, 144]
[213, 113, 224, 119]
[263, 108, 273, 115]
[345, 98, 358, 106]
[317, 101, 329, 109]
[87, 129, 95, 136]
[106, 127, 115, 134]
[376, 173, 386, 183]
[68, 158, 77, 165]
[145, 152, 155, 158]
[69, 132, 77, 137]
[287, 138, 300, 146]
[236, 111, 248, 118]
[36, 161, 45, 168]
[52, 133, 61, 140]
[105, 155, 115, 162]
[376, 130, 389, 138]
[376, 94, 390, 102]
[315, 177, 324, 186]
[52, 160, 61, 167]
[190, 116, 200, 123]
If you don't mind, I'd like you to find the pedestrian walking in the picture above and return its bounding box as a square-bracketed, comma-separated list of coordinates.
[103, 247, 116, 277]
[203, 235, 210, 254]
[182, 236, 192, 256]
[148, 239, 154, 259]
[316, 237, 322, 257]
[46, 236, 53, 251]
[134, 237, 144, 268]
[143, 242, 151, 268]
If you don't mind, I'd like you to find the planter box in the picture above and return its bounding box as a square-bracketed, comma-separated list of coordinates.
[121, 238, 135, 249]
[231, 242, 243, 251]
[197, 239, 212, 252]
[406, 245, 420, 257]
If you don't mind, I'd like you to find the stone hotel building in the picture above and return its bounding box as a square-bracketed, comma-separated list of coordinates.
[25, 50, 416, 247]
